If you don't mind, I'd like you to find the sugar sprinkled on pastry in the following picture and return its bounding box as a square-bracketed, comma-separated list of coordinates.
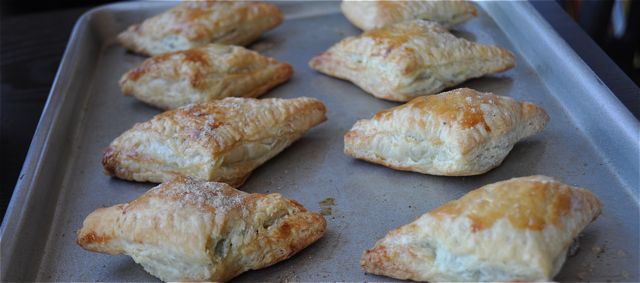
[361, 175, 602, 282]
[344, 88, 548, 176]
[120, 44, 293, 109]
[103, 97, 327, 186]
[309, 20, 515, 102]
[118, 1, 283, 56]
[341, 0, 477, 30]
[77, 177, 326, 282]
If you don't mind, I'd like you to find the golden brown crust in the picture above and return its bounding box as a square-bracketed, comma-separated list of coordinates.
[103, 97, 327, 186]
[120, 44, 294, 109]
[310, 20, 515, 102]
[342, 0, 477, 30]
[77, 177, 326, 282]
[430, 177, 576, 232]
[124, 48, 212, 83]
[344, 88, 549, 176]
[361, 176, 602, 282]
[101, 146, 119, 177]
[118, 1, 283, 56]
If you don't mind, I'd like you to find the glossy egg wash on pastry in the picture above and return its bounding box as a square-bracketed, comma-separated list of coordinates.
[309, 20, 515, 102]
[118, 1, 283, 56]
[102, 97, 327, 186]
[361, 175, 602, 282]
[342, 0, 477, 30]
[77, 177, 326, 282]
[120, 44, 293, 109]
[344, 88, 549, 176]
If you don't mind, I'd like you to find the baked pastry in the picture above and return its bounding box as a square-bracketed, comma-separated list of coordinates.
[77, 177, 326, 282]
[341, 0, 477, 30]
[119, 44, 293, 109]
[344, 88, 548, 176]
[103, 97, 327, 186]
[118, 1, 283, 56]
[309, 20, 515, 102]
[361, 175, 602, 282]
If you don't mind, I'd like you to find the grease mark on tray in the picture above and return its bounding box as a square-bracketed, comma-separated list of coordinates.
[319, 197, 335, 216]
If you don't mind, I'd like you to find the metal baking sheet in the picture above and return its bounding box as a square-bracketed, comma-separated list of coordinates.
[2, 1, 638, 282]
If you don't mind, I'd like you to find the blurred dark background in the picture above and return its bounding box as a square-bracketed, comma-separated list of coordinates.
[558, 0, 639, 85]
[0, 0, 116, 15]
[1, 0, 639, 219]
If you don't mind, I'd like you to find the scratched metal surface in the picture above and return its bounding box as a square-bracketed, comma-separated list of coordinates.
[1, 1, 638, 282]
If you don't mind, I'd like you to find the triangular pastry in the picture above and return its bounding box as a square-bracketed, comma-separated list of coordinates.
[103, 97, 327, 186]
[119, 44, 293, 109]
[118, 1, 283, 56]
[310, 20, 515, 102]
[77, 177, 326, 282]
[361, 175, 602, 282]
[342, 0, 477, 30]
[344, 88, 548, 176]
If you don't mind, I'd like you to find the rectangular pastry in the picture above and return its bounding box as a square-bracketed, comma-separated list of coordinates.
[310, 20, 515, 102]
[361, 175, 602, 282]
[103, 97, 327, 186]
[119, 44, 293, 109]
[344, 88, 549, 176]
[342, 0, 477, 30]
[118, 1, 283, 56]
[77, 177, 326, 282]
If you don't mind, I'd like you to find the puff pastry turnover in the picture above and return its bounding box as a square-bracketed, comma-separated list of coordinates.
[103, 97, 327, 186]
[120, 44, 293, 109]
[361, 175, 602, 282]
[77, 177, 326, 282]
[309, 20, 515, 102]
[342, 0, 477, 30]
[118, 1, 283, 56]
[344, 88, 549, 176]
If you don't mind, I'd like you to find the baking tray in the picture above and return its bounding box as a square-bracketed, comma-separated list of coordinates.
[1, 1, 638, 282]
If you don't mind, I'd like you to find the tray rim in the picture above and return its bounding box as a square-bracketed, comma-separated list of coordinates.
[1, 0, 638, 281]
[476, 0, 639, 200]
[0, 5, 91, 277]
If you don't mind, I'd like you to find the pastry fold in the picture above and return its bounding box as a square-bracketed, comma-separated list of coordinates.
[341, 0, 477, 30]
[344, 88, 549, 176]
[310, 20, 515, 102]
[120, 44, 293, 109]
[118, 1, 283, 56]
[103, 97, 327, 186]
[78, 177, 326, 282]
[361, 175, 602, 282]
